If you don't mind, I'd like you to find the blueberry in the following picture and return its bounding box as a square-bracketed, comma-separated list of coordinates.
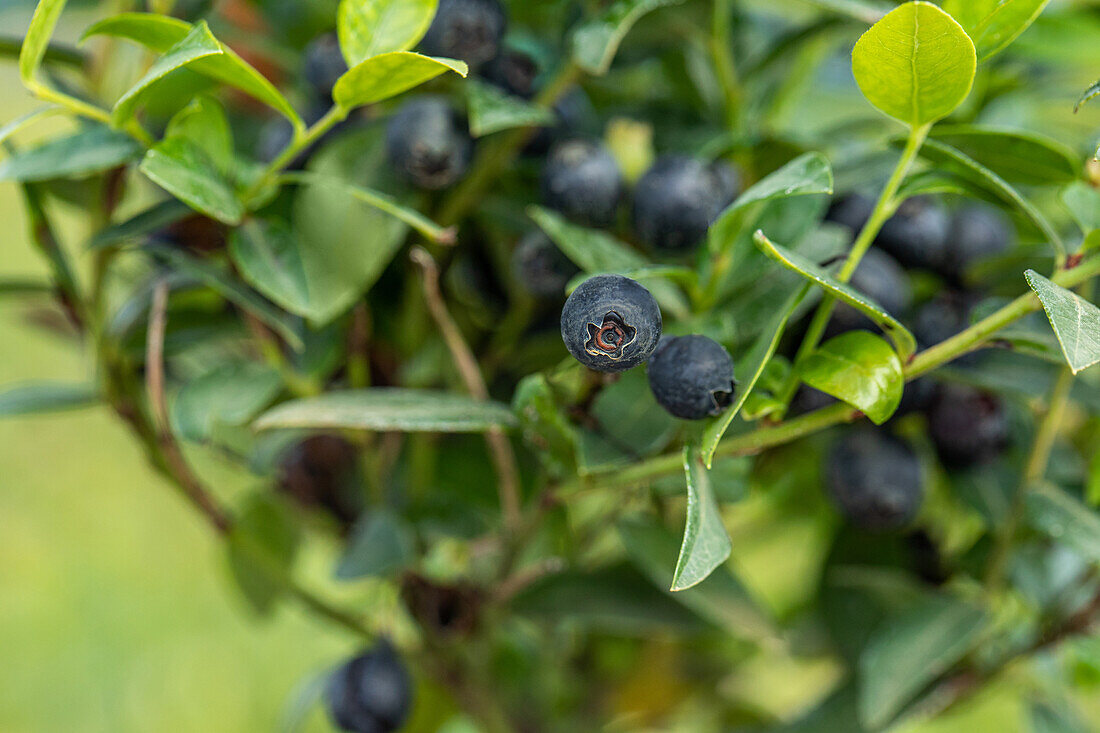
[825, 429, 924, 531]
[482, 48, 539, 99]
[826, 192, 875, 234]
[511, 231, 579, 298]
[647, 335, 736, 420]
[926, 384, 1009, 468]
[420, 0, 506, 71]
[710, 161, 743, 209]
[303, 33, 348, 101]
[912, 291, 980, 363]
[876, 196, 951, 271]
[386, 97, 473, 190]
[278, 435, 361, 524]
[560, 274, 662, 372]
[542, 139, 624, 228]
[942, 204, 1014, 279]
[632, 156, 730, 251]
[830, 248, 912, 335]
[326, 640, 413, 733]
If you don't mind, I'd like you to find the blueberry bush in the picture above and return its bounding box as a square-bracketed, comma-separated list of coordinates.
[3, 0, 1100, 730]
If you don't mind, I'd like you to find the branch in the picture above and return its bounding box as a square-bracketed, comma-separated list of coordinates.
[411, 247, 523, 533]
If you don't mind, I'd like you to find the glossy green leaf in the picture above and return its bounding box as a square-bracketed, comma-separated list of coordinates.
[1076, 79, 1100, 113]
[337, 0, 437, 65]
[254, 389, 518, 432]
[146, 244, 303, 350]
[89, 199, 192, 250]
[333, 52, 467, 109]
[852, 2, 976, 127]
[140, 136, 243, 225]
[1062, 181, 1100, 235]
[671, 445, 732, 591]
[19, 0, 67, 84]
[164, 96, 234, 176]
[918, 138, 1064, 256]
[466, 79, 555, 137]
[1025, 482, 1100, 563]
[799, 332, 904, 425]
[755, 231, 917, 359]
[334, 510, 415, 579]
[528, 205, 690, 319]
[859, 594, 988, 729]
[173, 362, 283, 442]
[226, 493, 301, 616]
[228, 219, 312, 318]
[84, 13, 302, 127]
[1026, 270, 1100, 374]
[112, 22, 223, 125]
[943, 0, 1052, 61]
[0, 381, 97, 417]
[929, 125, 1079, 185]
[708, 152, 834, 256]
[618, 519, 775, 639]
[701, 284, 811, 467]
[571, 0, 686, 75]
[0, 127, 141, 182]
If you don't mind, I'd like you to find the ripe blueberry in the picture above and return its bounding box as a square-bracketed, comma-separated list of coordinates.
[942, 204, 1014, 279]
[482, 48, 539, 98]
[511, 231, 579, 298]
[326, 640, 413, 733]
[560, 274, 662, 372]
[825, 429, 924, 531]
[386, 97, 473, 190]
[647, 335, 737, 420]
[420, 0, 507, 71]
[912, 291, 981, 365]
[876, 196, 951, 271]
[278, 435, 362, 525]
[925, 384, 1009, 468]
[632, 156, 731, 251]
[302, 33, 348, 102]
[829, 248, 912, 335]
[542, 139, 624, 228]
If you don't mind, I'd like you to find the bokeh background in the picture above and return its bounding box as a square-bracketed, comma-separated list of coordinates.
[0, 1, 1098, 731]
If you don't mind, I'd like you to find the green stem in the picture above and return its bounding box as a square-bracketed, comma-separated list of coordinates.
[710, 0, 742, 131]
[776, 123, 930, 411]
[243, 105, 348, 205]
[30, 83, 154, 146]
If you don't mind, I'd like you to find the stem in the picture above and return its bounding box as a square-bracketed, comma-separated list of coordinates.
[711, 0, 742, 131]
[410, 247, 523, 533]
[243, 105, 347, 204]
[436, 62, 582, 226]
[30, 82, 154, 145]
[777, 123, 930, 410]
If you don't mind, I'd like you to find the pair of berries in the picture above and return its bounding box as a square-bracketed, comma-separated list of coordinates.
[561, 274, 736, 420]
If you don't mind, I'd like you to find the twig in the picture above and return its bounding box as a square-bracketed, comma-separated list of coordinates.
[410, 247, 523, 533]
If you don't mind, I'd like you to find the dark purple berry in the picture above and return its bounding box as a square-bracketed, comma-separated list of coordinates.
[826, 429, 924, 531]
[647, 335, 736, 420]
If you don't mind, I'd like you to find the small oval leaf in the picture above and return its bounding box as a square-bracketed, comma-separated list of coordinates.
[333, 51, 467, 109]
[19, 0, 68, 84]
[1025, 269, 1100, 374]
[798, 331, 904, 425]
[337, 0, 438, 65]
[943, 0, 1052, 61]
[671, 445, 733, 591]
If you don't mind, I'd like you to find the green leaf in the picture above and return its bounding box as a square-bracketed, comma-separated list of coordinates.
[0, 127, 141, 182]
[571, 0, 686, 76]
[512, 373, 578, 477]
[528, 205, 690, 319]
[897, 169, 985, 199]
[591, 369, 676, 457]
[1075, 79, 1100, 113]
[929, 125, 1079, 185]
[334, 510, 415, 580]
[146, 244, 303, 350]
[755, 231, 917, 359]
[0, 106, 64, 148]
[226, 493, 301, 616]
[337, 0, 438, 65]
[852, 1, 976, 127]
[700, 284, 811, 467]
[164, 96, 234, 176]
[84, 13, 302, 127]
[254, 389, 518, 432]
[942, 0, 1052, 61]
[618, 519, 776, 639]
[140, 136, 244, 225]
[1025, 270, 1100, 374]
[670, 445, 733, 591]
[173, 362, 282, 442]
[466, 79, 555, 138]
[89, 199, 192, 250]
[858, 594, 988, 729]
[228, 218, 314, 319]
[0, 381, 97, 417]
[918, 138, 1064, 257]
[708, 152, 834, 256]
[112, 21, 223, 125]
[799, 332, 904, 425]
[19, 0, 67, 84]
[333, 52, 467, 109]
[1062, 181, 1100, 235]
[1025, 482, 1100, 563]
